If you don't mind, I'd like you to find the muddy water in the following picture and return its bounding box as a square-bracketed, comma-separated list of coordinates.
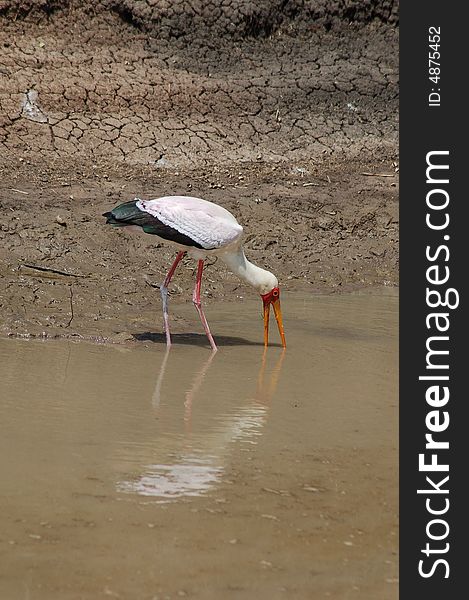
[0, 292, 398, 600]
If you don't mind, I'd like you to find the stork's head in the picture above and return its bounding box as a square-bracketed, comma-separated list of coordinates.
[261, 286, 286, 348]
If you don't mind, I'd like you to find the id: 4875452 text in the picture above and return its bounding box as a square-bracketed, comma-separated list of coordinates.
[428, 26, 441, 107]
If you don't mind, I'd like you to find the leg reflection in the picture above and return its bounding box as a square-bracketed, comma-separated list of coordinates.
[120, 349, 286, 500]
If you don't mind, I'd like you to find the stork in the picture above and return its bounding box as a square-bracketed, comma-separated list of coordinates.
[103, 196, 286, 352]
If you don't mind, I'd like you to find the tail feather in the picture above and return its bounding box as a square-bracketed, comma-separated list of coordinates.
[103, 199, 145, 228]
[103, 197, 204, 249]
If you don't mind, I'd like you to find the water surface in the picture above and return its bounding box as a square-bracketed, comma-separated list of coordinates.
[0, 292, 398, 599]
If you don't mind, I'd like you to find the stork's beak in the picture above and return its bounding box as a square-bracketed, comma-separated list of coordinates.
[262, 288, 286, 348]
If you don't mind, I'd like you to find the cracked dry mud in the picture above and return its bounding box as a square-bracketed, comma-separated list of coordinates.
[0, 1, 398, 341]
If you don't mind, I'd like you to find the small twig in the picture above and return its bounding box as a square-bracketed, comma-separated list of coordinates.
[205, 256, 218, 268]
[361, 172, 395, 177]
[143, 274, 160, 289]
[20, 263, 86, 278]
[302, 182, 320, 187]
[9, 188, 29, 195]
[65, 285, 74, 328]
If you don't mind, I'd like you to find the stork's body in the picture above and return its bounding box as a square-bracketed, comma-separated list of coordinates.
[104, 196, 285, 351]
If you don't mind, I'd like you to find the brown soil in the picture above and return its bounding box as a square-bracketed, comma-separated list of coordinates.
[0, 1, 399, 341]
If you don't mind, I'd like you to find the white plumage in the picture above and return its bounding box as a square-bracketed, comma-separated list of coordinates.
[136, 196, 243, 250]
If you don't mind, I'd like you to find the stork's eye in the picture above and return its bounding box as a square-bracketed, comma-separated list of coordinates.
[272, 289, 279, 297]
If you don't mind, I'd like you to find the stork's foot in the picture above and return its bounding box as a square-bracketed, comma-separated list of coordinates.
[193, 301, 218, 352]
[192, 259, 218, 351]
[160, 251, 186, 349]
[160, 284, 172, 347]
[192, 299, 218, 352]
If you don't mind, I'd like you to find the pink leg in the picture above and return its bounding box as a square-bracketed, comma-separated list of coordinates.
[160, 251, 186, 347]
[192, 260, 218, 352]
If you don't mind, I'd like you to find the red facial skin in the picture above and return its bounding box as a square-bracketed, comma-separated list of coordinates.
[261, 287, 286, 348]
[261, 287, 280, 305]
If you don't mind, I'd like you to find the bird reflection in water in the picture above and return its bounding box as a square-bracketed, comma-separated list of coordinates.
[117, 349, 285, 501]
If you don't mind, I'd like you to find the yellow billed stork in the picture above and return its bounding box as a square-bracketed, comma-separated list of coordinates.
[103, 196, 286, 352]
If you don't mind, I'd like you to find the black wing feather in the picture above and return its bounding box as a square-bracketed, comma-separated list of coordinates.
[103, 200, 204, 249]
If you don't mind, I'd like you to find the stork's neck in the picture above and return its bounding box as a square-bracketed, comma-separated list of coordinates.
[219, 247, 278, 295]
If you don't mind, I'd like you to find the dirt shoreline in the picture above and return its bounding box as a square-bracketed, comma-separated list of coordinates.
[0, 157, 398, 342]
